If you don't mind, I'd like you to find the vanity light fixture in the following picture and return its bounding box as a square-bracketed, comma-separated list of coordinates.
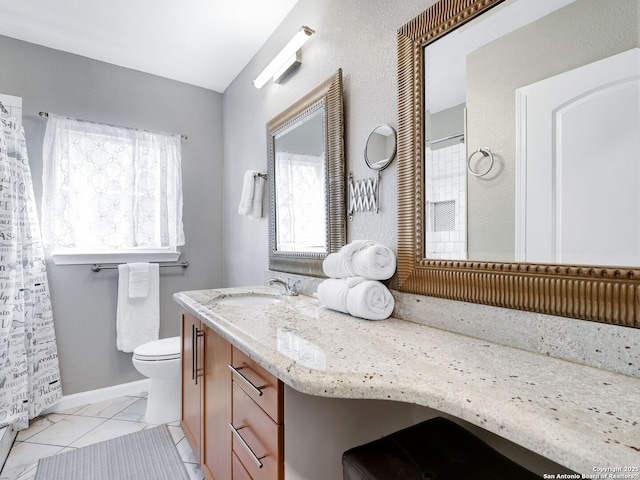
[253, 25, 315, 88]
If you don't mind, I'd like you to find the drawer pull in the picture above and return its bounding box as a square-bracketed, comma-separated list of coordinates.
[229, 423, 265, 469]
[228, 364, 266, 397]
[193, 326, 205, 385]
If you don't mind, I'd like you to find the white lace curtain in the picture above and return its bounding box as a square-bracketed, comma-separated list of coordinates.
[41, 114, 184, 250]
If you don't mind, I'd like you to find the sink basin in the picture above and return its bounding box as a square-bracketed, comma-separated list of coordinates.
[214, 293, 282, 307]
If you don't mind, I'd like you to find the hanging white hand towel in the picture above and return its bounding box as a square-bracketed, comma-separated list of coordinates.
[128, 262, 150, 298]
[250, 173, 265, 218]
[238, 170, 265, 218]
[117, 263, 160, 352]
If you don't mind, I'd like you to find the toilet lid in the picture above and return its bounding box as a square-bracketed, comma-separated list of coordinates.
[133, 336, 181, 361]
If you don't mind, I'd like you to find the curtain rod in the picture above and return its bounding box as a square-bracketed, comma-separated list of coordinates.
[38, 112, 188, 141]
[427, 133, 464, 145]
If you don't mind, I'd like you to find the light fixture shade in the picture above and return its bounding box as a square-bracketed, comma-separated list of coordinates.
[273, 51, 301, 84]
[253, 26, 315, 88]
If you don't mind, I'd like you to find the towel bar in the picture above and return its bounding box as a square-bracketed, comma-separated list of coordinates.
[91, 261, 189, 272]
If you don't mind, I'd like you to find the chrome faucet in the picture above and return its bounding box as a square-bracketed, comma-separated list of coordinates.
[267, 277, 299, 296]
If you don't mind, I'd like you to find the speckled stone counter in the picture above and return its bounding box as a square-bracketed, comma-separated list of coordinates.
[174, 287, 640, 475]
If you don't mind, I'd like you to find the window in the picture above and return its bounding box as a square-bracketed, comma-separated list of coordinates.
[41, 115, 184, 261]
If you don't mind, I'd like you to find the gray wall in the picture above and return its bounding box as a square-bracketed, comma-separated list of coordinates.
[222, 0, 434, 286]
[0, 35, 224, 395]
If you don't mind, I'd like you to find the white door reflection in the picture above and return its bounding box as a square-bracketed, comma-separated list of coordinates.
[516, 48, 640, 266]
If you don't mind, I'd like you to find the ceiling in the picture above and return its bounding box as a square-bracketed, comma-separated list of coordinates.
[0, 0, 300, 93]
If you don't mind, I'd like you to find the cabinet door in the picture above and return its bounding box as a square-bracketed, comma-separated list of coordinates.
[202, 327, 232, 480]
[181, 313, 203, 462]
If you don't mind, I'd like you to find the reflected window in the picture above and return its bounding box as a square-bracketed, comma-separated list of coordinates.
[273, 107, 326, 253]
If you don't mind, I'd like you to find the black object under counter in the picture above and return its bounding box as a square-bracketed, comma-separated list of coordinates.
[342, 417, 542, 480]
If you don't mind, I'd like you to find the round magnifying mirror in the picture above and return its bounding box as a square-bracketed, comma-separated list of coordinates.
[364, 124, 397, 171]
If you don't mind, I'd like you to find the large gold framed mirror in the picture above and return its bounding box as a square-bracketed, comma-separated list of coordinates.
[397, 0, 640, 328]
[268, 69, 345, 276]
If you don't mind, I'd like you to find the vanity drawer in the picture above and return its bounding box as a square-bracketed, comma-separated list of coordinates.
[232, 452, 252, 480]
[231, 382, 283, 480]
[230, 347, 283, 423]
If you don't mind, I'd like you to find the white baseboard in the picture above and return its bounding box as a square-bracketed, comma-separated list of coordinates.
[45, 379, 150, 414]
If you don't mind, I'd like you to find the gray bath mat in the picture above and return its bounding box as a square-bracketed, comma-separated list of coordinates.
[35, 424, 189, 480]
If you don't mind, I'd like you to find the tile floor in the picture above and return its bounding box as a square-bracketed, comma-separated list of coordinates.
[0, 392, 205, 480]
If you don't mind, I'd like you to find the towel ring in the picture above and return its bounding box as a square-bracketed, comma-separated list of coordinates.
[467, 147, 494, 177]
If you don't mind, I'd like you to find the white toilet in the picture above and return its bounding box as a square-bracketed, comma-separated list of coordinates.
[132, 336, 181, 424]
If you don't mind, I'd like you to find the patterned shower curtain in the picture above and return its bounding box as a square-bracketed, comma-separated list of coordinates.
[0, 109, 62, 430]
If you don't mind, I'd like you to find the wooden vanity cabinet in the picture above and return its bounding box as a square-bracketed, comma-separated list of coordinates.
[181, 312, 284, 480]
[181, 313, 232, 480]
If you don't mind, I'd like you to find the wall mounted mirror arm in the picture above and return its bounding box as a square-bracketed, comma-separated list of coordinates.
[349, 124, 396, 220]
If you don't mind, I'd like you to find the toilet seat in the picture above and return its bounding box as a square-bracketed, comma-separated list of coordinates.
[133, 336, 181, 361]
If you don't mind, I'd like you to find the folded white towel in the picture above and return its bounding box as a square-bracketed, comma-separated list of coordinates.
[238, 170, 256, 216]
[250, 173, 265, 219]
[128, 262, 150, 298]
[238, 170, 265, 219]
[317, 277, 395, 320]
[323, 240, 396, 280]
[117, 263, 160, 352]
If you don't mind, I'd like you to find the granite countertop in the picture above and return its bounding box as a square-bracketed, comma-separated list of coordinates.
[174, 287, 640, 475]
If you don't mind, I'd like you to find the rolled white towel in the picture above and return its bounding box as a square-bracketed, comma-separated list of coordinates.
[322, 252, 353, 278]
[351, 241, 396, 280]
[317, 277, 394, 321]
[322, 240, 396, 280]
[345, 280, 394, 320]
[316, 277, 366, 313]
